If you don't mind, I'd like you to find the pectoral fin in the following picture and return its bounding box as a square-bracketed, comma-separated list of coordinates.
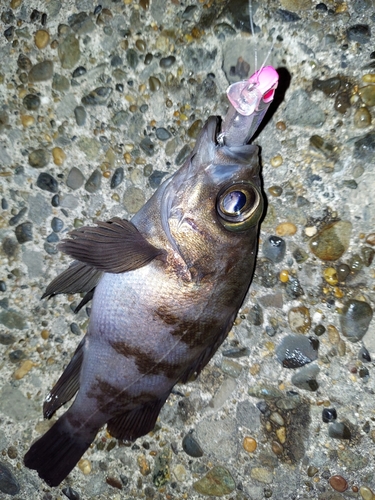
[43, 338, 85, 419]
[58, 217, 165, 273]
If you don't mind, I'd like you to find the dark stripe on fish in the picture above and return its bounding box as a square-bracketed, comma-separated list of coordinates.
[110, 340, 180, 378]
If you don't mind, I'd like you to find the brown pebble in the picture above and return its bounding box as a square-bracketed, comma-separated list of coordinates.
[271, 440, 283, 455]
[35, 30, 50, 49]
[276, 426, 286, 444]
[276, 121, 286, 131]
[10, 0, 22, 7]
[7, 446, 17, 459]
[21, 115, 35, 127]
[14, 360, 35, 380]
[243, 437, 257, 453]
[41, 329, 50, 340]
[106, 476, 123, 489]
[270, 154, 283, 168]
[366, 233, 375, 246]
[329, 475, 348, 492]
[360, 486, 374, 500]
[327, 324, 340, 345]
[52, 147, 66, 166]
[353, 107, 371, 129]
[276, 222, 297, 237]
[268, 185, 283, 197]
[78, 458, 91, 475]
[137, 454, 151, 476]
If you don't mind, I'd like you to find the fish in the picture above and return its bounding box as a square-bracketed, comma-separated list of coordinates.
[24, 65, 279, 487]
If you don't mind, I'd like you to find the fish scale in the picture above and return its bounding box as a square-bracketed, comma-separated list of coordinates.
[24, 68, 278, 487]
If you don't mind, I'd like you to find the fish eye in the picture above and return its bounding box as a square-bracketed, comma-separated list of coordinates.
[221, 190, 247, 215]
[216, 182, 263, 232]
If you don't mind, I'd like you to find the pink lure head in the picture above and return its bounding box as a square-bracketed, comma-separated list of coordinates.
[226, 66, 279, 116]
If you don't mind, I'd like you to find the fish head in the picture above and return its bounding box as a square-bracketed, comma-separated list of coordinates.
[163, 116, 264, 271]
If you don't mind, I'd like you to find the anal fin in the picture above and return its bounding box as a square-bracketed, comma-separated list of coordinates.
[42, 261, 102, 300]
[43, 338, 85, 419]
[107, 393, 169, 441]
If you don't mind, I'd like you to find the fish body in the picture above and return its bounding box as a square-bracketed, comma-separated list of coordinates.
[24, 68, 278, 487]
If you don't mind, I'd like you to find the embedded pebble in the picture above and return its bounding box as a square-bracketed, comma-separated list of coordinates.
[52, 147, 66, 166]
[82, 87, 113, 106]
[67, 167, 85, 190]
[85, 170, 102, 193]
[270, 154, 283, 167]
[173, 464, 187, 482]
[275, 222, 297, 237]
[29, 60, 53, 82]
[160, 55, 176, 68]
[182, 433, 203, 458]
[51, 217, 64, 232]
[329, 475, 348, 493]
[323, 267, 338, 285]
[353, 106, 371, 128]
[149, 170, 168, 188]
[127, 48, 139, 69]
[78, 459, 91, 475]
[36, 172, 58, 193]
[140, 137, 155, 156]
[288, 306, 311, 334]
[23, 94, 41, 110]
[58, 34, 81, 68]
[322, 408, 337, 423]
[291, 364, 319, 391]
[347, 24, 371, 44]
[359, 86, 375, 107]
[18, 53, 32, 72]
[313, 75, 341, 96]
[222, 346, 249, 358]
[14, 360, 35, 380]
[360, 486, 375, 500]
[155, 127, 172, 141]
[359, 346, 371, 362]
[112, 110, 129, 127]
[276, 335, 318, 368]
[15, 222, 33, 243]
[328, 422, 351, 440]
[153, 446, 172, 487]
[309, 221, 352, 261]
[362, 247, 374, 266]
[262, 235, 286, 263]
[28, 148, 49, 168]
[187, 120, 203, 139]
[21, 115, 35, 127]
[334, 91, 351, 114]
[74, 105, 87, 126]
[340, 299, 373, 342]
[111, 167, 124, 189]
[353, 132, 375, 161]
[221, 358, 243, 378]
[62, 486, 81, 499]
[137, 455, 151, 476]
[123, 186, 145, 213]
[250, 467, 273, 484]
[193, 466, 235, 496]
[243, 436, 257, 453]
[0, 461, 20, 495]
[53, 74, 70, 92]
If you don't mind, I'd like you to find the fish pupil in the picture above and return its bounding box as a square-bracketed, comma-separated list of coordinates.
[222, 190, 247, 214]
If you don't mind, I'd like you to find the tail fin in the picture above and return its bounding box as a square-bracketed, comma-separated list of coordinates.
[24, 414, 97, 487]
